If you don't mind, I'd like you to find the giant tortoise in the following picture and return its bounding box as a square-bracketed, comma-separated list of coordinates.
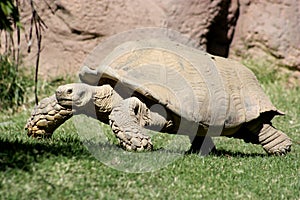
[25, 39, 292, 155]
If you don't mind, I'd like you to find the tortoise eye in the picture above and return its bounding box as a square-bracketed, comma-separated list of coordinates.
[67, 88, 73, 94]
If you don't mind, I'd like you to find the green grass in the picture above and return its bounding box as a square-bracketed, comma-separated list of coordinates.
[0, 56, 33, 111]
[0, 61, 299, 199]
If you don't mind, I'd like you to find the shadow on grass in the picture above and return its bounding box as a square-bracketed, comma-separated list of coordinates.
[184, 136, 267, 158]
[0, 137, 268, 172]
[0, 138, 92, 172]
[185, 148, 266, 158]
[211, 149, 267, 158]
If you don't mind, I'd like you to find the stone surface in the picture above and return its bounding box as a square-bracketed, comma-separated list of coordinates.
[6, 0, 300, 78]
[162, 0, 239, 57]
[230, 0, 300, 69]
[14, 0, 239, 78]
[17, 0, 166, 78]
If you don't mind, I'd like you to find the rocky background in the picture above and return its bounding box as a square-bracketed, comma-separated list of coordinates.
[15, 0, 300, 78]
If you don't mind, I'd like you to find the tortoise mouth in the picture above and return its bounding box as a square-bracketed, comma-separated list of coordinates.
[57, 98, 73, 107]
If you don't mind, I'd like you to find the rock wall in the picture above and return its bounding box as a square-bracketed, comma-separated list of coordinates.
[8, 0, 300, 78]
[17, 0, 166, 77]
[230, 0, 300, 70]
[164, 0, 239, 57]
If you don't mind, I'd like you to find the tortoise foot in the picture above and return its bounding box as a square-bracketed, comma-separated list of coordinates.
[110, 119, 153, 151]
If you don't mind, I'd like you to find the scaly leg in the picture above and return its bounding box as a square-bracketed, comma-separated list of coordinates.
[109, 97, 170, 151]
[246, 122, 292, 155]
[258, 124, 292, 155]
[25, 95, 73, 138]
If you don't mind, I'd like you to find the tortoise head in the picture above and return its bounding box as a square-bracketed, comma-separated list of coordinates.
[56, 83, 95, 108]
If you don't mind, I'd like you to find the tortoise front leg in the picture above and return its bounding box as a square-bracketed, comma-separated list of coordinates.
[25, 95, 73, 138]
[109, 97, 170, 151]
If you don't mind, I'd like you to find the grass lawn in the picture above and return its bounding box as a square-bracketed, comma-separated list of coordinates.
[0, 61, 299, 199]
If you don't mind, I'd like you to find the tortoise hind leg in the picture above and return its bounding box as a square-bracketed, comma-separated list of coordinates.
[245, 122, 292, 155]
[257, 124, 292, 155]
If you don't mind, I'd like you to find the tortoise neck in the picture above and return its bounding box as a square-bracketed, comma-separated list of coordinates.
[93, 84, 123, 113]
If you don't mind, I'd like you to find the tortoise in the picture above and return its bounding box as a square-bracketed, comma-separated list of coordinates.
[25, 39, 292, 155]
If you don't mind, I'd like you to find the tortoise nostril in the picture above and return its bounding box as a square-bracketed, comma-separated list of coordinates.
[56, 89, 62, 95]
[67, 88, 73, 94]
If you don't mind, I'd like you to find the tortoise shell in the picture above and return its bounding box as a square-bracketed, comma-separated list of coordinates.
[79, 39, 281, 131]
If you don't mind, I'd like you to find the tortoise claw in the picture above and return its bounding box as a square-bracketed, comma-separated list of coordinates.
[267, 142, 292, 156]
